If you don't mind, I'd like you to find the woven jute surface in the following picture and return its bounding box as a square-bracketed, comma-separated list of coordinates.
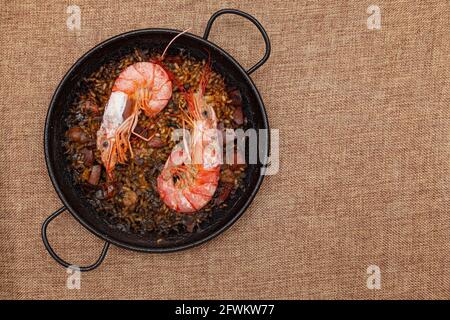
[1, 0, 449, 299]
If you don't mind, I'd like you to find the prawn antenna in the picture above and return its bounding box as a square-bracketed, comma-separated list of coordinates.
[179, 101, 194, 127]
[161, 27, 192, 61]
[199, 51, 212, 96]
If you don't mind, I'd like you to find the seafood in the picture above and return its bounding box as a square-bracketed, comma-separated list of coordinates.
[65, 51, 247, 234]
[96, 31, 188, 178]
[157, 62, 222, 213]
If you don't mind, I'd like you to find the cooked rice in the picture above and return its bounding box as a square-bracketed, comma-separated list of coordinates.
[64, 50, 246, 236]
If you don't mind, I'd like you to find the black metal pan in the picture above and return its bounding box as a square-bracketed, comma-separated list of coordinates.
[42, 9, 270, 271]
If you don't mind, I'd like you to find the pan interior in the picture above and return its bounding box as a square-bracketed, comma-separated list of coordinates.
[46, 30, 268, 251]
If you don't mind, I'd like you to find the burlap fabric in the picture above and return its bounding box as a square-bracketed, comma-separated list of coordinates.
[0, 0, 449, 299]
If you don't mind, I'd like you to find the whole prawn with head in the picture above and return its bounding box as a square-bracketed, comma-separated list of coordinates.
[97, 30, 189, 179]
[157, 62, 222, 213]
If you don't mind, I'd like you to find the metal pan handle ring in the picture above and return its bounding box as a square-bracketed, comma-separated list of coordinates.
[41, 207, 110, 272]
[203, 9, 271, 75]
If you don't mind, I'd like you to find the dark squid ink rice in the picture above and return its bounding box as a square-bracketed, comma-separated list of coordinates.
[64, 50, 247, 236]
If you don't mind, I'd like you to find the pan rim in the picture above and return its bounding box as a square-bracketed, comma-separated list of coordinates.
[44, 28, 270, 253]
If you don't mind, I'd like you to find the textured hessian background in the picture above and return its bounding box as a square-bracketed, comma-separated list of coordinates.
[0, 0, 449, 299]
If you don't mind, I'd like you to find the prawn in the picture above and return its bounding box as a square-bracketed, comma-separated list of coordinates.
[157, 61, 222, 213]
[97, 29, 189, 178]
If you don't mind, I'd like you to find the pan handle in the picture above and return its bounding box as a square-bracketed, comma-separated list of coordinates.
[41, 207, 110, 272]
[203, 9, 271, 75]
